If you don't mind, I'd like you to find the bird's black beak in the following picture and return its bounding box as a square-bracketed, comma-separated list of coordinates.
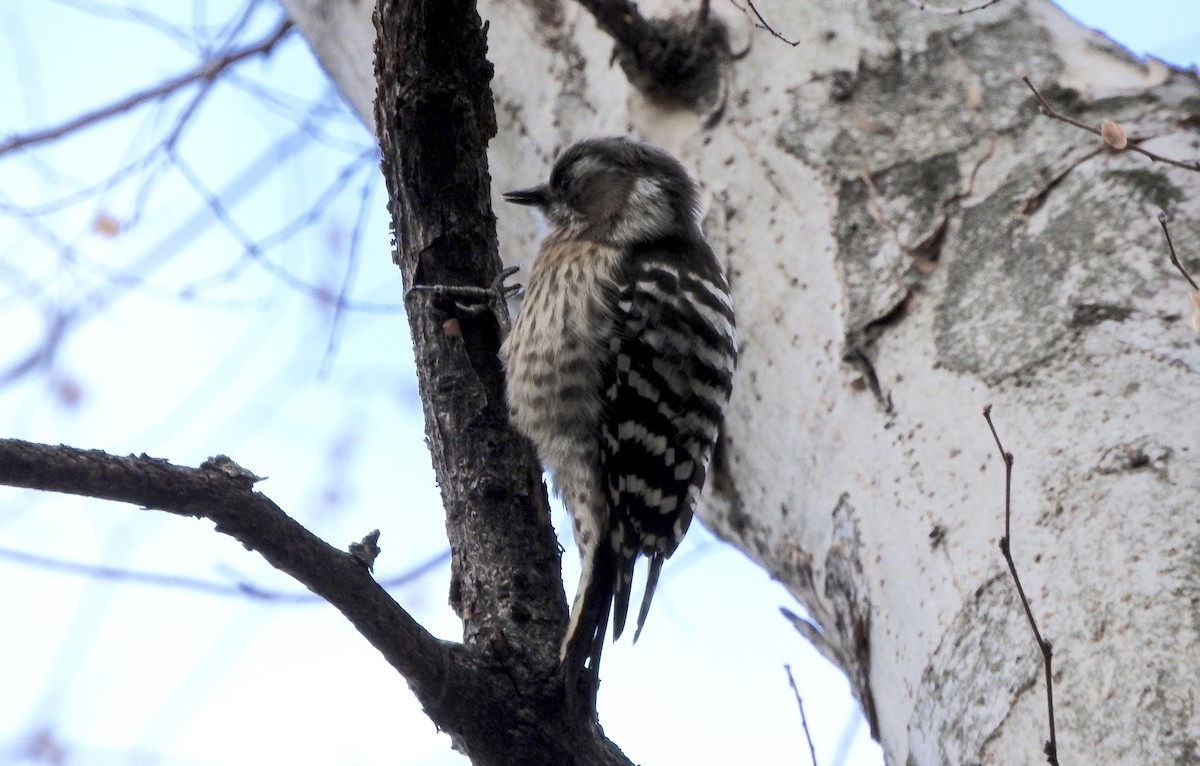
[502, 185, 550, 208]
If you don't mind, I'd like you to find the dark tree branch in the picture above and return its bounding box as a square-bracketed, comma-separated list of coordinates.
[0, 439, 453, 700]
[982, 406, 1061, 766]
[1158, 211, 1199, 291]
[374, 0, 633, 762]
[375, 0, 563, 665]
[572, 0, 730, 110]
[0, 439, 634, 763]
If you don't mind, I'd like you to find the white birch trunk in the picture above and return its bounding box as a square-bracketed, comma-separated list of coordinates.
[287, 0, 1200, 762]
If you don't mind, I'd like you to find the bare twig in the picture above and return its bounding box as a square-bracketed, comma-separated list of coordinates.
[1022, 77, 1200, 173]
[319, 171, 380, 375]
[901, 0, 1006, 15]
[784, 664, 819, 766]
[0, 543, 450, 602]
[1157, 212, 1199, 291]
[982, 404, 1014, 542]
[0, 18, 293, 156]
[729, 0, 800, 46]
[170, 144, 395, 311]
[982, 405, 1061, 766]
[0, 128, 381, 390]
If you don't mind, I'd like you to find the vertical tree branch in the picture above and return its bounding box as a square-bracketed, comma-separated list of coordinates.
[983, 406, 1060, 766]
[374, 0, 564, 663]
[373, 1, 634, 763]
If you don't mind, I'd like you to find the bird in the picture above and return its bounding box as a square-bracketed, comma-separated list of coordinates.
[500, 136, 737, 707]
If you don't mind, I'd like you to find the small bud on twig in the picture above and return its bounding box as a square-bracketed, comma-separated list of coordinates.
[1100, 119, 1127, 150]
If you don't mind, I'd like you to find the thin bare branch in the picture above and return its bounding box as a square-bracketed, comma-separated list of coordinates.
[982, 404, 1014, 541]
[0, 128, 356, 389]
[1157, 211, 1199, 291]
[901, 0, 1006, 15]
[0, 18, 292, 156]
[981, 405, 1060, 766]
[1022, 76, 1200, 173]
[51, 0, 204, 48]
[319, 171, 379, 375]
[729, 0, 800, 46]
[785, 664, 820, 766]
[168, 144, 396, 311]
[2, 439, 620, 757]
[0, 543, 450, 602]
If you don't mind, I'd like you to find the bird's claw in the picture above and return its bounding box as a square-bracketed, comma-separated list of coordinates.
[407, 265, 523, 337]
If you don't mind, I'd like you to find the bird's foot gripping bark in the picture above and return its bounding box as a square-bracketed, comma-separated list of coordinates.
[407, 265, 523, 336]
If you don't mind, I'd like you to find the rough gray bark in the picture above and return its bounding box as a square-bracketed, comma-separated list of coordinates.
[477, 1, 1200, 764]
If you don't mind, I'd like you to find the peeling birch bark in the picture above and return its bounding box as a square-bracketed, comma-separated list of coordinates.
[292, 0, 1200, 762]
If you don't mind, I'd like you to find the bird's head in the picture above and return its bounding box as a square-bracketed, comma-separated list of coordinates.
[503, 137, 701, 247]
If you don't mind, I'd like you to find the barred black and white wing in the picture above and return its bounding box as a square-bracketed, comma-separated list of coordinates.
[601, 235, 737, 642]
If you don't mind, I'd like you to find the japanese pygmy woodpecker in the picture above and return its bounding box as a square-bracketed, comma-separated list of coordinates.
[501, 136, 736, 695]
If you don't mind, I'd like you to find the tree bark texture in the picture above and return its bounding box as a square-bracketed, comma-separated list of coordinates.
[477, 1, 1200, 764]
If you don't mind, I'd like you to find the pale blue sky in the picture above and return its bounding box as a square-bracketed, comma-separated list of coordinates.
[1055, 0, 1200, 66]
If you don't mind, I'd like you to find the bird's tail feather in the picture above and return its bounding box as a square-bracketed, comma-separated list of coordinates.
[610, 548, 639, 641]
[560, 544, 616, 712]
[632, 552, 665, 643]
